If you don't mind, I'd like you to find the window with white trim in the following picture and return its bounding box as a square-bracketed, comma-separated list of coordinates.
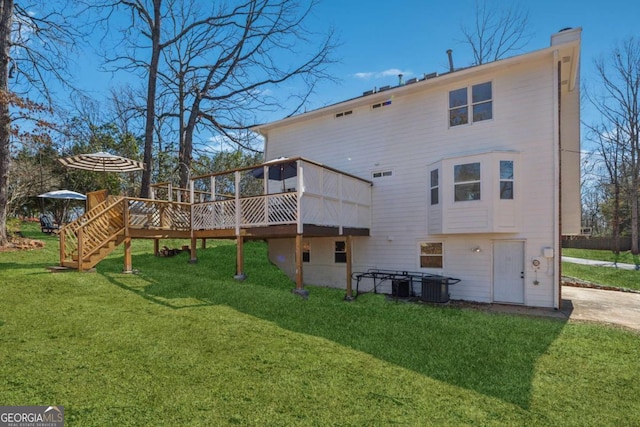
[334, 241, 346, 263]
[499, 160, 514, 199]
[430, 169, 439, 205]
[303, 240, 310, 263]
[449, 82, 492, 127]
[454, 162, 481, 201]
[420, 242, 443, 268]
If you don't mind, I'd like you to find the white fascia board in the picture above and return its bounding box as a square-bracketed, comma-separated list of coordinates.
[251, 38, 580, 135]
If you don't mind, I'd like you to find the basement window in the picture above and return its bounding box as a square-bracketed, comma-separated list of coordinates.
[420, 242, 443, 268]
[303, 240, 310, 263]
[334, 241, 347, 263]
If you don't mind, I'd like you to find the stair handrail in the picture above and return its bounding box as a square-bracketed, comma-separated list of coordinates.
[61, 197, 127, 265]
[60, 196, 125, 263]
[75, 198, 127, 260]
[60, 196, 123, 235]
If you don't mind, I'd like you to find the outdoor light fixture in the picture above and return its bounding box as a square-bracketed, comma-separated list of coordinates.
[472, 247, 482, 253]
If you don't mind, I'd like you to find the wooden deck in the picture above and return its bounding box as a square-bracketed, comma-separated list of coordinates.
[60, 158, 371, 295]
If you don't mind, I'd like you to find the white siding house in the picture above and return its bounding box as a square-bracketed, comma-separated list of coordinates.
[253, 28, 582, 308]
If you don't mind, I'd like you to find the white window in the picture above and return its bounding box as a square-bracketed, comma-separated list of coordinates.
[500, 160, 514, 199]
[454, 162, 481, 201]
[449, 87, 468, 126]
[334, 241, 346, 263]
[449, 82, 492, 127]
[420, 242, 443, 268]
[430, 169, 439, 205]
[303, 240, 310, 263]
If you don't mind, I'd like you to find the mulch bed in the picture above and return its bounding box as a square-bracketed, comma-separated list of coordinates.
[0, 235, 45, 252]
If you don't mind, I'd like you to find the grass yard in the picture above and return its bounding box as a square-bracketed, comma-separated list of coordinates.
[562, 248, 640, 291]
[562, 248, 639, 264]
[1, 223, 639, 426]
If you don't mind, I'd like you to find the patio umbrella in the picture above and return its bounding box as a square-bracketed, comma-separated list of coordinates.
[37, 190, 87, 200]
[251, 158, 297, 192]
[58, 151, 145, 172]
[38, 190, 87, 224]
[251, 158, 297, 180]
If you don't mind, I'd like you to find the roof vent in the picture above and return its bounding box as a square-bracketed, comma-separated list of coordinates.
[447, 49, 454, 72]
[363, 89, 374, 96]
[379, 85, 390, 92]
[406, 77, 418, 84]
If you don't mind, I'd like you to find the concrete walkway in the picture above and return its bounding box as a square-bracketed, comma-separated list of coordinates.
[562, 256, 638, 270]
[562, 286, 640, 332]
[560, 256, 640, 331]
[473, 285, 640, 333]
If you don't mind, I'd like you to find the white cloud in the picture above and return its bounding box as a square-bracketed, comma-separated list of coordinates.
[353, 72, 375, 79]
[352, 68, 412, 80]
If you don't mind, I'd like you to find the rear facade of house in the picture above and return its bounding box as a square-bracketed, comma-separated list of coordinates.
[253, 29, 582, 308]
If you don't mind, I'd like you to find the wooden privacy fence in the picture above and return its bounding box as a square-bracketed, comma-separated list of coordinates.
[562, 236, 634, 251]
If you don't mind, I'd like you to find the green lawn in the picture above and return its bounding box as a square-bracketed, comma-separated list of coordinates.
[563, 248, 639, 264]
[562, 248, 640, 291]
[1, 223, 639, 426]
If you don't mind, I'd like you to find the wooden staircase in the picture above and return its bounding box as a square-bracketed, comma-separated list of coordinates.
[59, 196, 127, 271]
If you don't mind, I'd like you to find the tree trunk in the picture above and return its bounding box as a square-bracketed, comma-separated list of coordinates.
[140, 0, 162, 199]
[631, 176, 639, 254]
[179, 99, 200, 190]
[0, 0, 14, 246]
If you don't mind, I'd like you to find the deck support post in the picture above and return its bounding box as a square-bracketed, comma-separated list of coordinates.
[123, 202, 133, 273]
[153, 239, 160, 256]
[123, 237, 132, 273]
[234, 236, 246, 280]
[201, 239, 206, 249]
[189, 236, 198, 264]
[292, 233, 308, 298]
[77, 227, 84, 271]
[59, 228, 65, 266]
[344, 235, 354, 301]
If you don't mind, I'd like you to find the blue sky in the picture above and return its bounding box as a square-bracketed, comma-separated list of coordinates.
[301, 0, 640, 113]
[71, 0, 640, 141]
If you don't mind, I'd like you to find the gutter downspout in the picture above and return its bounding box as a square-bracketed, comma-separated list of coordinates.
[553, 51, 562, 310]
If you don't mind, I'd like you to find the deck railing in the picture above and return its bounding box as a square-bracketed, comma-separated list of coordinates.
[186, 159, 371, 233]
[127, 198, 191, 230]
[72, 160, 370, 240]
[60, 197, 192, 268]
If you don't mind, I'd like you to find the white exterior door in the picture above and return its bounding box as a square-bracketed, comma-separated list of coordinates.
[493, 241, 525, 304]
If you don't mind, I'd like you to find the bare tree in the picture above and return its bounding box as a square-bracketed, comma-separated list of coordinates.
[460, 0, 531, 65]
[0, 1, 80, 245]
[94, 0, 336, 194]
[0, 0, 13, 245]
[585, 122, 626, 255]
[589, 37, 640, 256]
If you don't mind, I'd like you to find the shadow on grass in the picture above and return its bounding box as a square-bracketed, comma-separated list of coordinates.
[100, 242, 567, 409]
